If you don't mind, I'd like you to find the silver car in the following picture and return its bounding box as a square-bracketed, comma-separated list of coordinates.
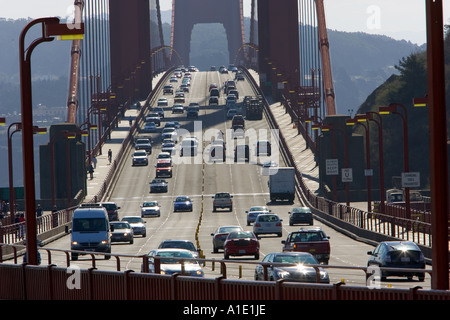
[246, 206, 271, 226]
[210, 225, 243, 253]
[110, 221, 134, 244]
[121, 216, 146, 237]
[253, 213, 283, 237]
[142, 248, 204, 277]
[141, 201, 161, 217]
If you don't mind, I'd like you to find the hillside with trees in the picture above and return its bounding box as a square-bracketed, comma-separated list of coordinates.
[354, 26, 450, 190]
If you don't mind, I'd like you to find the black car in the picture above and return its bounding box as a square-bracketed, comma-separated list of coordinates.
[367, 241, 426, 281]
[254, 252, 329, 283]
[288, 207, 313, 226]
[100, 202, 120, 221]
[163, 85, 173, 94]
[234, 144, 249, 162]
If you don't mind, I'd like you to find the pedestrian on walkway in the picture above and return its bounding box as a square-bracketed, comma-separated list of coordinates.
[108, 149, 112, 164]
[36, 204, 43, 217]
[92, 156, 97, 169]
[88, 164, 94, 180]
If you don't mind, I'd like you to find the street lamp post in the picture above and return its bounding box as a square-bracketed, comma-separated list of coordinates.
[379, 103, 411, 220]
[19, 17, 84, 265]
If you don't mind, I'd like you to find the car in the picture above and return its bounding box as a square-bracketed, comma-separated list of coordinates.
[157, 98, 168, 106]
[234, 144, 249, 162]
[231, 114, 245, 128]
[161, 127, 177, 141]
[100, 202, 120, 221]
[156, 160, 172, 178]
[232, 126, 245, 139]
[282, 227, 330, 264]
[209, 83, 217, 91]
[246, 206, 271, 226]
[172, 104, 184, 114]
[367, 241, 426, 281]
[261, 161, 279, 175]
[161, 142, 176, 155]
[121, 216, 146, 237]
[180, 137, 198, 156]
[174, 92, 185, 103]
[145, 113, 161, 126]
[135, 138, 152, 154]
[110, 221, 134, 244]
[223, 231, 260, 260]
[253, 213, 283, 237]
[289, 207, 313, 226]
[142, 122, 158, 133]
[227, 108, 238, 119]
[209, 96, 219, 105]
[228, 89, 239, 100]
[163, 85, 173, 94]
[173, 196, 193, 212]
[210, 225, 244, 253]
[209, 88, 220, 98]
[219, 66, 228, 74]
[254, 252, 330, 283]
[158, 239, 201, 258]
[142, 248, 204, 277]
[169, 76, 178, 83]
[165, 121, 180, 129]
[256, 140, 272, 156]
[141, 200, 161, 217]
[157, 152, 172, 161]
[226, 100, 237, 111]
[235, 73, 245, 81]
[132, 150, 149, 166]
[186, 108, 199, 118]
[212, 192, 233, 211]
[149, 179, 168, 193]
[153, 107, 165, 119]
[180, 84, 190, 92]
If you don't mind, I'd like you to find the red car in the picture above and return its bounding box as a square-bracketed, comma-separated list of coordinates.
[223, 231, 260, 260]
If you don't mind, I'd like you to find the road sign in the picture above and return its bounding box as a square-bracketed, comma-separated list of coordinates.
[402, 172, 420, 188]
[342, 168, 353, 182]
[326, 159, 338, 175]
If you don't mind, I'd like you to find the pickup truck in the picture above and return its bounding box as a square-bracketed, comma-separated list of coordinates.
[281, 227, 330, 264]
[212, 192, 233, 211]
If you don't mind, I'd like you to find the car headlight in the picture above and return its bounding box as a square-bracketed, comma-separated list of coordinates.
[100, 240, 108, 245]
[320, 271, 329, 280]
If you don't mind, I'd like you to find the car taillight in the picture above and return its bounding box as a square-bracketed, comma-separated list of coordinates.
[276, 222, 282, 227]
[255, 223, 261, 227]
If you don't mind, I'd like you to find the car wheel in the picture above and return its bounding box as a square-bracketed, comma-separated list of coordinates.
[224, 253, 229, 259]
[254, 253, 259, 260]
[130, 239, 134, 244]
[213, 246, 218, 253]
[418, 273, 425, 282]
[277, 233, 282, 237]
[71, 253, 78, 261]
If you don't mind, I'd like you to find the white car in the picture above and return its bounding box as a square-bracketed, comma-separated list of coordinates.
[132, 150, 148, 166]
[121, 216, 147, 237]
[253, 213, 283, 237]
[141, 201, 161, 217]
[141, 248, 204, 276]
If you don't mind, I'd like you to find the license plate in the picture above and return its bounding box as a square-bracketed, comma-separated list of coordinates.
[239, 250, 246, 254]
[401, 257, 410, 262]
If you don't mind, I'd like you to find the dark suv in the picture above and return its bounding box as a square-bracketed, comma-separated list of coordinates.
[367, 241, 425, 281]
[288, 207, 313, 226]
[100, 202, 120, 221]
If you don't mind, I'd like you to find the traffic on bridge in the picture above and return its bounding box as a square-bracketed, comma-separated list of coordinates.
[0, 0, 448, 304]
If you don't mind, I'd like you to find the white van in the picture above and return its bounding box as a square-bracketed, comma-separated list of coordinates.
[70, 204, 112, 260]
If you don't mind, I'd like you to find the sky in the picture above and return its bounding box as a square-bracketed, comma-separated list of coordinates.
[0, 0, 449, 45]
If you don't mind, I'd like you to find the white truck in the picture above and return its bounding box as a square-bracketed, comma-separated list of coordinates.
[268, 167, 295, 202]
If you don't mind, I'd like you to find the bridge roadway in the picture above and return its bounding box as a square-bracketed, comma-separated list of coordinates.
[35, 69, 431, 290]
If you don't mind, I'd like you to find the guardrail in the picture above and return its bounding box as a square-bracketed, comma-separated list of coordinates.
[0, 243, 447, 300]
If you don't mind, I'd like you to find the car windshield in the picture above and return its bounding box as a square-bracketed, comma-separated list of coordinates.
[291, 232, 324, 242]
[134, 151, 147, 156]
[136, 139, 150, 144]
[273, 254, 318, 265]
[143, 201, 158, 207]
[176, 197, 190, 202]
[73, 218, 107, 232]
[157, 162, 171, 168]
[250, 206, 268, 212]
[228, 231, 254, 239]
[215, 193, 230, 198]
[257, 215, 279, 222]
[292, 207, 311, 213]
[156, 251, 196, 264]
[159, 241, 196, 251]
[122, 217, 143, 224]
[111, 222, 130, 229]
[218, 226, 242, 233]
